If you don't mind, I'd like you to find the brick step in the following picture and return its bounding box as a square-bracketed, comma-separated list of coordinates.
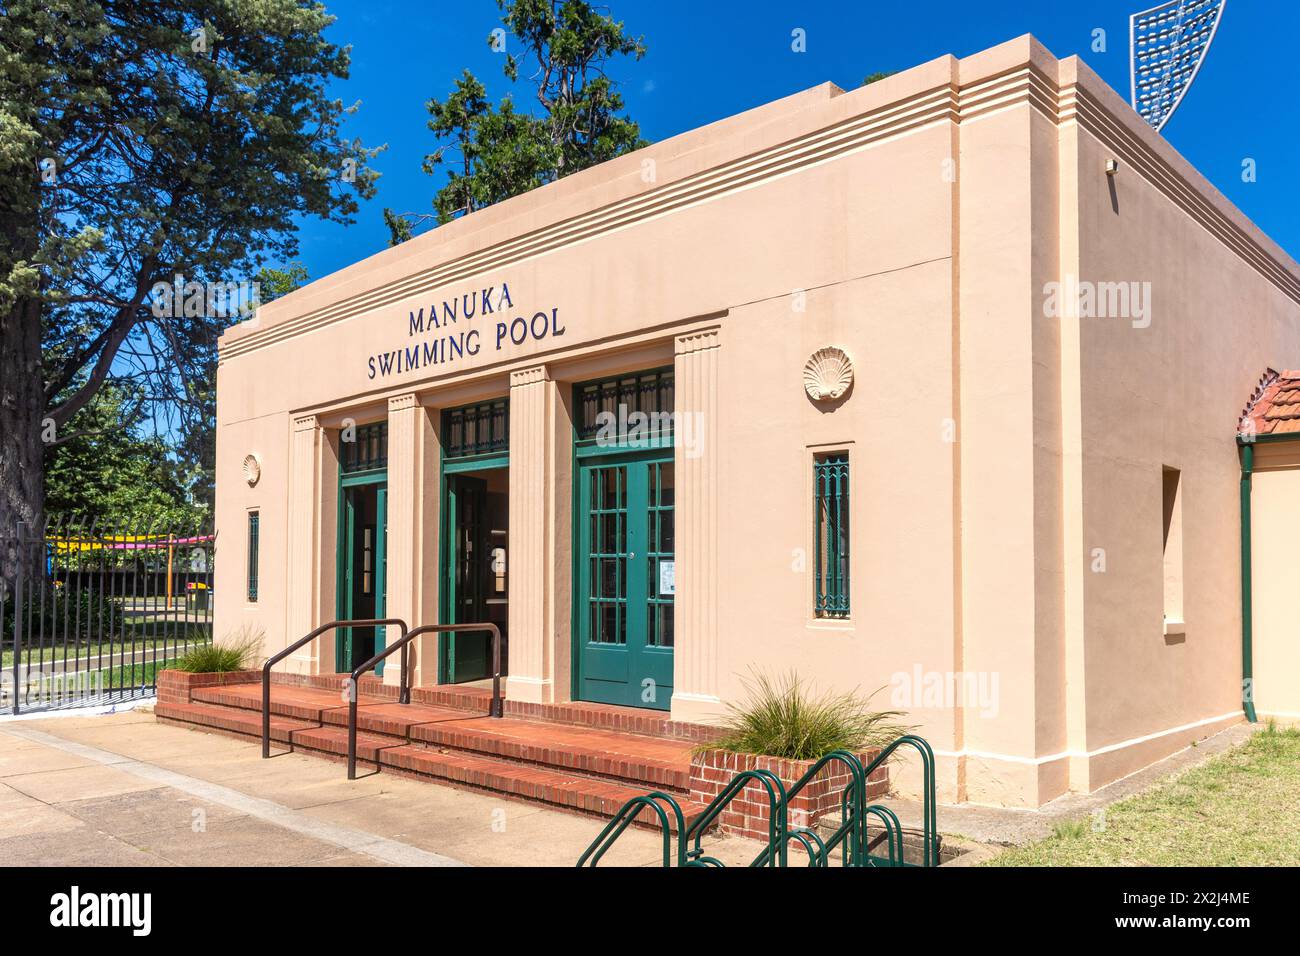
[404, 718, 689, 791]
[377, 744, 707, 832]
[504, 698, 716, 743]
[190, 682, 692, 790]
[155, 698, 705, 831]
[193, 682, 411, 723]
[263, 671, 712, 741]
[410, 683, 497, 712]
[156, 699, 319, 742]
[272, 672, 496, 714]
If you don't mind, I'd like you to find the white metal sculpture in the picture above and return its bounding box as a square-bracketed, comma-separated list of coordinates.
[1130, 0, 1227, 132]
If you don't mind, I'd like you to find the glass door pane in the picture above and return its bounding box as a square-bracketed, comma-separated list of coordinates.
[588, 465, 628, 645]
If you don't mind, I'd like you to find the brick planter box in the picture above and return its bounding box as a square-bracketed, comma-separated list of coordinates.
[688, 749, 890, 841]
[156, 668, 263, 704]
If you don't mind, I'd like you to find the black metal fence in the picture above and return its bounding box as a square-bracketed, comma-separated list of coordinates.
[1, 518, 215, 715]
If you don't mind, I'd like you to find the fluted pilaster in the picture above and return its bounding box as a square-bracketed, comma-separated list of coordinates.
[286, 414, 321, 673]
[672, 329, 725, 721]
[507, 366, 554, 703]
[383, 394, 420, 685]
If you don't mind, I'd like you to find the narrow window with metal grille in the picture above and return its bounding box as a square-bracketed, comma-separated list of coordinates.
[247, 510, 260, 603]
[814, 452, 850, 618]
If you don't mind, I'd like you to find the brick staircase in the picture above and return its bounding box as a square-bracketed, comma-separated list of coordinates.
[155, 673, 712, 830]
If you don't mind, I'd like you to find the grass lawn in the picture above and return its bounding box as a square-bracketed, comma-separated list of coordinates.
[98, 658, 178, 689]
[2, 633, 208, 669]
[986, 725, 1300, 866]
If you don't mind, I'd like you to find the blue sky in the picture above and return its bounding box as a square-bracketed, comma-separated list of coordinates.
[292, 0, 1299, 279]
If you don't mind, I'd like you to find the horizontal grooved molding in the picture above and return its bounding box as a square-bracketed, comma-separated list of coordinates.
[222, 87, 962, 360]
[1060, 83, 1300, 303]
[287, 415, 321, 672]
[222, 63, 1300, 364]
[507, 365, 552, 703]
[672, 329, 722, 719]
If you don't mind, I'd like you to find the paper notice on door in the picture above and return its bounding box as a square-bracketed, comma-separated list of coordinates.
[659, 560, 675, 596]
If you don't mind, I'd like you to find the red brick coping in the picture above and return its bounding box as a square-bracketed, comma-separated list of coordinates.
[157, 669, 263, 704]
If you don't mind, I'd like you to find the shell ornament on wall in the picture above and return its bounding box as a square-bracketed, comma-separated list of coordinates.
[803, 347, 854, 401]
[242, 453, 261, 487]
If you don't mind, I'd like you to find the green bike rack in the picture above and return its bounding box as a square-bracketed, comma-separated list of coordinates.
[749, 749, 866, 867]
[575, 733, 939, 868]
[685, 768, 788, 867]
[858, 734, 938, 867]
[783, 827, 829, 867]
[576, 791, 686, 868]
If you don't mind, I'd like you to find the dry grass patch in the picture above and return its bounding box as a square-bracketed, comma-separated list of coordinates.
[987, 724, 1300, 866]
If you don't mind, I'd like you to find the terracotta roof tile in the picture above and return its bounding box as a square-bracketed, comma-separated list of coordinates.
[1240, 369, 1300, 437]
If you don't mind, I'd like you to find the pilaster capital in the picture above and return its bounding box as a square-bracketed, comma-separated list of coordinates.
[675, 327, 720, 356]
[510, 365, 551, 388]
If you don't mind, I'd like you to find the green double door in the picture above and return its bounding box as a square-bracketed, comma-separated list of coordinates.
[577, 451, 675, 710]
[337, 480, 387, 673]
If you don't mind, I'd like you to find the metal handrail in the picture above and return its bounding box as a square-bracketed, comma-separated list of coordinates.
[261, 618, 409, 759]
[346, 621, 504, 779]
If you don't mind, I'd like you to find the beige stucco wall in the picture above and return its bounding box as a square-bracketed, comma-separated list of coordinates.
[1064, 58, 1300, 792]
[213, 35, 1300, 807]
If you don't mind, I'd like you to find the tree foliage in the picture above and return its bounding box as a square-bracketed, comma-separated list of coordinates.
[43, 383, 195, 528]
[0, 1, 380, 550]
[500, 0, 645, 173]
[385, 0, 645, 241]
[255, 261, 309, 303]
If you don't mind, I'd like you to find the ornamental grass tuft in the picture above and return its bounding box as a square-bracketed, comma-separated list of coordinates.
[702, 670, 911, 761]
[177, 627, 263, 673]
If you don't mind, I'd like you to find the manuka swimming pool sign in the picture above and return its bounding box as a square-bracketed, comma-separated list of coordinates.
[366, 282, 565, 380]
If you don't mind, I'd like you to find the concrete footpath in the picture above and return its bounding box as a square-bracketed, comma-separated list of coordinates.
[4, 707, 1252, 868]
[0, 708, 763, 867]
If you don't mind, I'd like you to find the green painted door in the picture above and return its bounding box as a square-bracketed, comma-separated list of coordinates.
[443, 475, 490, 682]
[577, 454, 674, 709]
[338, 482, 387, 673]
